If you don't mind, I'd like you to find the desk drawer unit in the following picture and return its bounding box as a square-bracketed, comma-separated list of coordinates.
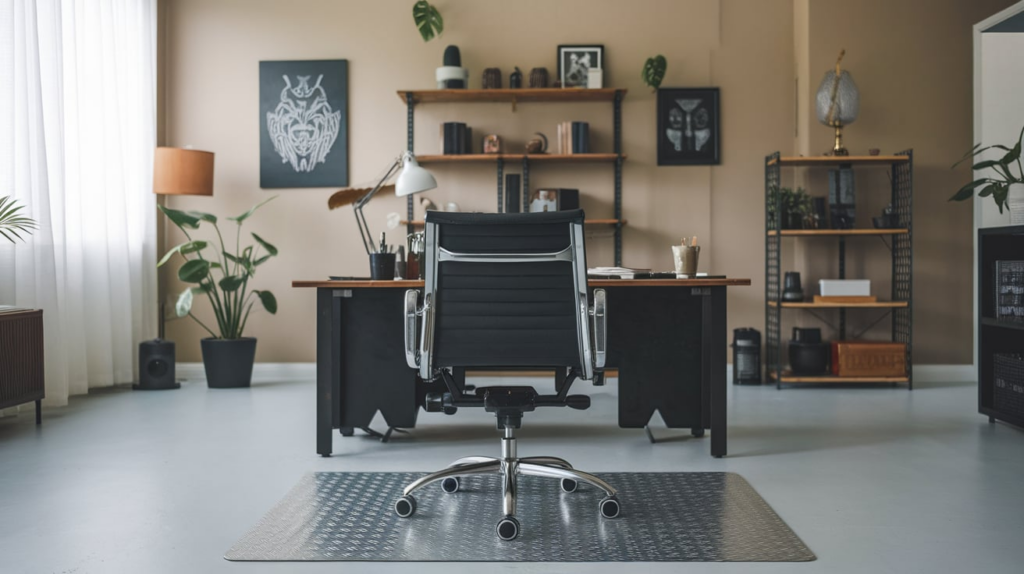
[0, 309, 45, 413]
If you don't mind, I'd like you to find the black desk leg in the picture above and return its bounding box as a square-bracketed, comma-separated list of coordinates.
[316, 288, 334, 457]
[35, 399, 41, 425]
[708, 287, 727, 458]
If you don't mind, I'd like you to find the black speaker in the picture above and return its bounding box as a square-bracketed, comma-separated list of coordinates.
[134, 339, 179, 390]
[505, 174, 521, 213]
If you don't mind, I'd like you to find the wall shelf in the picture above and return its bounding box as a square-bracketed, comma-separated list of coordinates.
[397, 88, 626, 105]
[764, 150, 913, 389]
[401, 218, 626, 228]
[400, 89, 627, 265]
[980, 316, 1024, 332]
[416, 153, 625, 164]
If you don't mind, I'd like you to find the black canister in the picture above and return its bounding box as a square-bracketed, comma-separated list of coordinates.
[732, 328, 761, 385]
[788, 327, 829, 374]
[369, 253, 396, 280]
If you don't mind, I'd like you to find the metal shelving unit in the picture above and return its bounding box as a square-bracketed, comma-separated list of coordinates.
[400, 88, 627, 266]
[764, 150, 913, 389]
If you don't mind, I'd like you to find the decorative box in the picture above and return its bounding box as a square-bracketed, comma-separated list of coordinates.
[819, 279, 871, 297]
[830, 341, 906, 377]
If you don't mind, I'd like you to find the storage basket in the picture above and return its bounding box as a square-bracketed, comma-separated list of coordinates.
[993, 353, 1024, 418]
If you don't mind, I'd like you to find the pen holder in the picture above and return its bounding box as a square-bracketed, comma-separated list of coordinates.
[369, 253, 396, 280]
[672, 245, 700, 275]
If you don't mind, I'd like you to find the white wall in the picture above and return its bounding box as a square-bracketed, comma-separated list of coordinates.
[978, 32, 1024, 228]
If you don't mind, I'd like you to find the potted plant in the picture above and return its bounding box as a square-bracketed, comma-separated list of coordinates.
[950, 125, 1024, 223]
[768, 186, 811, 229]
[0, 196, 37, 243]
[157, 198, 278, 388]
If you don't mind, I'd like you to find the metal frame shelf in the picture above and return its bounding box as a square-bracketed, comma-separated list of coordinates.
[764, 151, 914, 389]
[402, 89, 627, 266]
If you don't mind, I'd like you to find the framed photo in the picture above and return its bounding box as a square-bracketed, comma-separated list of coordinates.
[657, 87, 720, 166]
[557, 45, 603, 88]
[259, 59, 348, 188]
[529, 189, 560, 213]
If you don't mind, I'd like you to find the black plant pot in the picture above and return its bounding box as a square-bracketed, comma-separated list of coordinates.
[201, 337, 257, 388]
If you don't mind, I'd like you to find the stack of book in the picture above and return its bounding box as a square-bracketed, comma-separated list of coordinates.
[556, 121, 590, 154]
[440, 122, 473, 154]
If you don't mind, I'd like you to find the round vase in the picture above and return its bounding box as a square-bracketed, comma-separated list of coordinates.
[1008, 183, 1024, 225]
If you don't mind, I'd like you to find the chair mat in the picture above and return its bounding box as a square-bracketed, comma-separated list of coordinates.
[225, 471, 815, 562]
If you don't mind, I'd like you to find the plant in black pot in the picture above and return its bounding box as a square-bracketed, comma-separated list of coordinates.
[768, 186, 811, 229]
[157, 197, 278, 388]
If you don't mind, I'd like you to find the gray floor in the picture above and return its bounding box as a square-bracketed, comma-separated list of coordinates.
[1, 373, 1022, 574]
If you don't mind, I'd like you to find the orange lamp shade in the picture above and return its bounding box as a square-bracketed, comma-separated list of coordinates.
[153, 147, 214, 196]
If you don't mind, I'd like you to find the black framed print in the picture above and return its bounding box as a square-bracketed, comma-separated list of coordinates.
[259, 59, 348, 188]
[557, 45, 603, 88]
[657, 87, 720, 166]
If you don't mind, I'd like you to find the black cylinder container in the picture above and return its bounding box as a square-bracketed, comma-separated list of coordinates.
[732, 328, 761, 385]
[201, 338, 257, 388]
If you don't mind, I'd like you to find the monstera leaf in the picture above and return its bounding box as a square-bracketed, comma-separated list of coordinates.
[642, 55, 667, 92]
[413, 1, 443, 42]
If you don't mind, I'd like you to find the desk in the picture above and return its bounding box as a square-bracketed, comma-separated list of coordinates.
[293, 278, 750, 458]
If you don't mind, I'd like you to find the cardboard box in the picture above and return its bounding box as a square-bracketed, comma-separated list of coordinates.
[831, 341, 906, 377]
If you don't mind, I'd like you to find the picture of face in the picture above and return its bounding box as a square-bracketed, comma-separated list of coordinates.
[483, 134, 501, 154]
[657, 88, 721, 166]
[558, 45, 604, 89]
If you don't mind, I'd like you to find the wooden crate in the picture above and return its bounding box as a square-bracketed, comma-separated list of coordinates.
[830, 341, 906, 377]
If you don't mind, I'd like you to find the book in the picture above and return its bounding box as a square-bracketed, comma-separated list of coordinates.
[440, 122, 472, 155]
[996, 260, 1024, 319]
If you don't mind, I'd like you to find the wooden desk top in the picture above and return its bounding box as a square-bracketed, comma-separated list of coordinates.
[293, 278, 751, 289]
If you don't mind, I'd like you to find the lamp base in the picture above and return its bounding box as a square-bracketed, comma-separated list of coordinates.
[831, 124, 849, 156]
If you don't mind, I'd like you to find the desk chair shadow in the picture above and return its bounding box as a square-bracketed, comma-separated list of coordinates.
[396, 210, 620, 541]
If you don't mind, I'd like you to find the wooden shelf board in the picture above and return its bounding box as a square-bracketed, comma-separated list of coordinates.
[768, 228, 909, 236]
[768, 155, 910, 167]
[769, 301, 909, 308]
[416, 153, 625, 164]
[981, 317, 1024, 331]
[397, 88, 627, 105]
[770, 372, 909, 383]
[401, 218, 626, 227]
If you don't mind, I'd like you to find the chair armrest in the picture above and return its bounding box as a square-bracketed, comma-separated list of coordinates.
[591, 288, 607, 369]
[404, 290, 420, 369]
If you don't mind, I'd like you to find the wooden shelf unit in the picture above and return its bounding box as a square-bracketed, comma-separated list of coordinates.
[767, 228, 908, 236]
[399, 88, 627, 265]
[769, 300, 908, 309]
[764, 150, 913, 389]
[397, 88, 625, 105]
[416, 153, 625, 164]
[402, 218, 626, 228]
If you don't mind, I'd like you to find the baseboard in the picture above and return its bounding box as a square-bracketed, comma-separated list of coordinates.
[178, 362, 976, 384]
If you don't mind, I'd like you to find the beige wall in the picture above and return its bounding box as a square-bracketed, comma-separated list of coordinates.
[161, 0, 1008, 364]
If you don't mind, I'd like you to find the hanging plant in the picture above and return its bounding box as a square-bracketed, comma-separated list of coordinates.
[642, 55, 667, 92]
[413, 1, 444, 42]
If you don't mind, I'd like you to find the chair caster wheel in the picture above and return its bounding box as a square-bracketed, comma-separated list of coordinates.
[441, 477, 460, 493]
[394, 495, 417, 518]
[691, 427, 705, 438]
[560, 478, 578, 493]
[599, 496, 621, 519]
[496, 515, 520, 541]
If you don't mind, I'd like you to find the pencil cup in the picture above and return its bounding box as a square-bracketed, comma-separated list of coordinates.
[369, 253, 396, 280]
[672, 245, 700, 275]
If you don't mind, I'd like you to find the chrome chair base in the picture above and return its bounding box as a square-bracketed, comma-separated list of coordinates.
[394, 428, 621, 541]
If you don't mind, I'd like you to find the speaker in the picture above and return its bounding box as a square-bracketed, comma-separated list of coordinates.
[505, 174, 521, 213]
[134, 339, 179, 390]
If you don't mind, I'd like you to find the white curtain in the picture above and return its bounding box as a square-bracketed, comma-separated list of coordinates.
[0, 0, 157, 407]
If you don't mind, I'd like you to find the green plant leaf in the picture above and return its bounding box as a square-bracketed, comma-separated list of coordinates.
[227, 196, 276, 223]
[223, 251, 246, 265]
[949, 179, 991, 201]
[158, 205, 201, 230]
[994, 184, 1009, 213]
[642, 55, 667, 92]
[0, 196, 38, 243]
[256, 290, 278, 314]
[412, 0, 443, 42]
[188, 210, 217, 224]
[218, 275, 245, 292]
[253, 254, 271, 266]
[175, 288, 193, 317]
[978, 184, 996, 197]
[178, 259, 210, 283]
[251, 233, 277, 256]
[157, 240, 209, 267]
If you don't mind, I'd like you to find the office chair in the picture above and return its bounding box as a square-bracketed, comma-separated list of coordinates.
[397, 209, 619, 541]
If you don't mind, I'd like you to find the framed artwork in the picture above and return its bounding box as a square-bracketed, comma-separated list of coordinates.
[557, 45, 603, 88]
[259, 59, 348, 188]
[657, 87, 720, 166]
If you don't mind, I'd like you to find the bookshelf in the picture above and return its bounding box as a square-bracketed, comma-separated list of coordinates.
[399, 88, 628, 265]
[764, 151, 914, 389]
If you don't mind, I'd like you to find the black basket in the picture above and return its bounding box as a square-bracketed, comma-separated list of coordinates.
[993, 353, 1024, 417]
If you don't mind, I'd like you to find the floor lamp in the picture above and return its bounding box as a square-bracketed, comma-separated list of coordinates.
[136, 147, 214, 391]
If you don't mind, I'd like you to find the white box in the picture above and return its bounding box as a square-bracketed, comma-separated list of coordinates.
[587, 68, 603, 89]
[819, 279, 871, 297]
